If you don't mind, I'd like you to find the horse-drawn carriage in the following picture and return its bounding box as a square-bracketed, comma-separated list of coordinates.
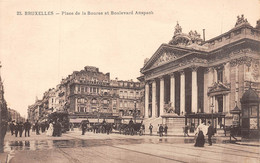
[117, 122, 144, 136]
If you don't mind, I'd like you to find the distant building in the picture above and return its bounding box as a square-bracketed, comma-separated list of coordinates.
[8, 108, 25, 122]
[28, 98, 42, 123]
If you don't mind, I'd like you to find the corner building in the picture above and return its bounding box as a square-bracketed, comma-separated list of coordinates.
[140, 16, 260, 128]
[60, 66, 144, 123]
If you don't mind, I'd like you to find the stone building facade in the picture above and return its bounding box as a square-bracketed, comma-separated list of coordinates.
[140, 15, 260, 126]
[28, 66, 144, 123]
[8, 108, 25, 122]
[60, 66, 144, 120]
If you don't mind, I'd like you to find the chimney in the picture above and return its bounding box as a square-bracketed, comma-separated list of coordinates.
[203, 29, 205, 41]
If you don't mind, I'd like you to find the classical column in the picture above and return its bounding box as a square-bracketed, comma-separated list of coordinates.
[208, 67, 214, 85]
[191, 67, 198, 113]
[160, 76, 164, 117]
[145, 82, 149, 118]
[225, 93, 230, 113]
[180, 70, 185, 115]
[204, 68, 210, 113]
[170, 73, 175, 109]
[152, 79, 156, 118]
[223, 94, 226, 113]
[213, 68, 217, 83]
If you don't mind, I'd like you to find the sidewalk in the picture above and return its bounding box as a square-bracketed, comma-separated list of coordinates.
[0, 152, 7, 163]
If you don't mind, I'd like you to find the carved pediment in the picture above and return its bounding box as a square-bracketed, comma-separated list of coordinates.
[150, 51, 177, 68]
[141, 45, 187, 72]
[208, 82, 230, 95]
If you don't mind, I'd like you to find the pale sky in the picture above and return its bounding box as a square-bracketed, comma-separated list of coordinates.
[0, 0, 259, 117]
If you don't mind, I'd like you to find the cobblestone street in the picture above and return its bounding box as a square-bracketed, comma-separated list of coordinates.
[0, 130, 259, 163]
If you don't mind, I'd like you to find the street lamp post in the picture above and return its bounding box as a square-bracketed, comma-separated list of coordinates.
[210, 102, 214, 130]
[134, 100, 137, 123]
[97, 108, 100, 123]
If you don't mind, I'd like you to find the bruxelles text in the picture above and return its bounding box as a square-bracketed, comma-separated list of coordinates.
[17, 11, 154, 16]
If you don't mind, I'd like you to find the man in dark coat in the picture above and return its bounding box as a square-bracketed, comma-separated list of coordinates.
[35, 120, 40, 135]
[149, 124, 153, 136]
[230, 125, 238, 142]
[81, 121, 87, 135]
[206, 121, 214, 146]
[129, 119, 133, 126]
[159, 124, 164, 137]
[24, 119, 31, 137]
[164, 125, 168, 136]
[56, 120, 62, 137]
[9, 120, 15, 135]
[18, 122, 24, 137]
[14, 122, 19, 137]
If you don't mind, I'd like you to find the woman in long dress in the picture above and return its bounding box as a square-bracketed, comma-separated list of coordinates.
[194, 120, 207, 147]
[46, 122, 54, 136]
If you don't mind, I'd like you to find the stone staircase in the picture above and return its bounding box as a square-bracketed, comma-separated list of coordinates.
[143, 117, 163, 134]
[143, 117, 186, 135]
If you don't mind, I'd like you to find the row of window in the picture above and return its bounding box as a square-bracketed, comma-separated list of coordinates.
[77, 98, 116, 104]
[76, 86, 104, 93]
[76, 107, 116, 112]
[119, 90, 140, 97]
[119, 101, 139, 108]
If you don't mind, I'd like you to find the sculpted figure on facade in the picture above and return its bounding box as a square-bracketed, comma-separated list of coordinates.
[251, 60, 260, 81]
[152, 52, 176, 68]
[174, 22, 182, 35]
[188, 30, 202, 44]
[235, 14, 249, 27]
[164, 102, 176, 114]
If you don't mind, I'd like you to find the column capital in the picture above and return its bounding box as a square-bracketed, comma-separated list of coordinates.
[159, 76, 164, 80]
[204, 67, 211, 73]
[145, 80, 151, 85]
[169, 72, 176, 77]
[191, 66, 199, 72]
[213, 64, 225, 70]
[150, 79, 156, 83]
[179, 70, 185, 75]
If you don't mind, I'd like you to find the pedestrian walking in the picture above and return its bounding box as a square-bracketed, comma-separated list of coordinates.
[24, 119, 31, 137]
[230, 125, 238, 142]
[46, 121, 54, 136]
[164, 125, 168, 136]
[18, 122, 24, 137]
[9, 120, 15, 135]
[206, 121, 214, 146]
[14, 122, 19, 137]
[56, 120, 62, 136]
[35, 120, 40, 135]
[184, 125, 189, 137]
[149, 124, 153, 136]
[194, 120, 207, 147]
[70, 123, 74, 131]
[159, 124, 164, 137]
[81, 121, 87, 135]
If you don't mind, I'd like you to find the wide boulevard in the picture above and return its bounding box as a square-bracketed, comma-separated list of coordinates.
[0, 130, 259, 163]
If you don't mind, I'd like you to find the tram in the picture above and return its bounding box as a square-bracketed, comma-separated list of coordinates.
[48, 111, 70, 133]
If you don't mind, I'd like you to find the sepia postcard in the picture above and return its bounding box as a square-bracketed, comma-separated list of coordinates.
[0, 0, 260, 162]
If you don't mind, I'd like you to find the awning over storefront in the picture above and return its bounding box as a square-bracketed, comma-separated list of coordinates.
[69, 118, 115, 123]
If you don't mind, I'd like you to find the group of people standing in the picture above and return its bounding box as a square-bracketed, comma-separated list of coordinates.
[9, 119, 63, 137]
[9, 119, 32, 137]
[148, 124, 168, 137]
